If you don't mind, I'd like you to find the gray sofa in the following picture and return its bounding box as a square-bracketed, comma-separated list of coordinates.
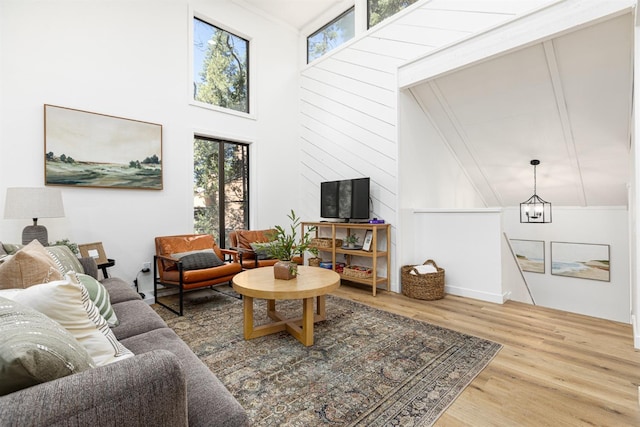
[0, 259, 249, 427]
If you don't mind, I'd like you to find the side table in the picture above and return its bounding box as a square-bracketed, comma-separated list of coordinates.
[97, 259, 115, 279]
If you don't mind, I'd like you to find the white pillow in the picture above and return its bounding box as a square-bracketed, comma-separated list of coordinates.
[0, 273, 133, 366]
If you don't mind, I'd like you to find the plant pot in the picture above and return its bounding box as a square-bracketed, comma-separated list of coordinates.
[348, 243, 355, 248]
[308, 257, 321, 267]
[274, 260, 298, 280]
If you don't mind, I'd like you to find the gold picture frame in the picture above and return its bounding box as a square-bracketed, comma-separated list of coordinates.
[79, 242, 108, 265]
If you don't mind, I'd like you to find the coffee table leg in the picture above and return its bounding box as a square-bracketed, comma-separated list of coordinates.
[301, 297, 314, 346]
[267, 299, 277, 321]
[316, 295, 326, 321]
[243, 296, 254, 340]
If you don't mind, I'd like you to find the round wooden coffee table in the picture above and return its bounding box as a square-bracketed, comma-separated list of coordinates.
[232, 266, 340, 346]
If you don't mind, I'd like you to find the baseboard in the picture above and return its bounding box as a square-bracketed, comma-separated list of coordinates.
[632, 315, 640, 350]
[444, 285, 505, 304]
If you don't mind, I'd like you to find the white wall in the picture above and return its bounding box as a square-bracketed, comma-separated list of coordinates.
[398, 90, 486, 209]
[0, 0, 300, 298]
[503, 206, 630, 323]
[401, 209, 504, 302]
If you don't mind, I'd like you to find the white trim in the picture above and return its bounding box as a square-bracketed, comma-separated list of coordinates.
[444, 284, 506, 304]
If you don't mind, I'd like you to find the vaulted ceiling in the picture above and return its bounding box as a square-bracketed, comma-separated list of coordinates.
[406, 11, 633, 207]
[237, 0, 634, 208]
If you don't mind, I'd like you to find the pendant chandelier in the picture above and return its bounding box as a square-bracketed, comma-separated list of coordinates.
[520, 159, 552, 223]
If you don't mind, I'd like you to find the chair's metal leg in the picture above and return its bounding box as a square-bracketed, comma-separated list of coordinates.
[153, 256, 158, 305]
[178, 265, 184, 316]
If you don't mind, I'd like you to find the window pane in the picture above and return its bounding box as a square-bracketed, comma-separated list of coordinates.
[194, 137, 220, 239]
[307, 8, 355, 63]
[194, 137, 249, 248]
[223, 142, 249, 248]
[193, 18, 249, 113]
[368, 0, 419, 28]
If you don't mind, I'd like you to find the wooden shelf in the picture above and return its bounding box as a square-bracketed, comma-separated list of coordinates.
[302, 221, 391, 296]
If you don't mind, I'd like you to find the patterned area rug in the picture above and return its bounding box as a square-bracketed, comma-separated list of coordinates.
[153, 289, 501, 426]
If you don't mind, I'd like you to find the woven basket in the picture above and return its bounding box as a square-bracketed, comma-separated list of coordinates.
[401, 260, 445, 300]
[311, 237, 343, 248]
[342, 265, 372, 279]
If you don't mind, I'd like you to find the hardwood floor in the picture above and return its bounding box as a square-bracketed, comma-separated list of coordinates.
[332, 283, 640, 426]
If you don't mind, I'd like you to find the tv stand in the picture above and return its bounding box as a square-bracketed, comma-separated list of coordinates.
[302, 221, 391, 296]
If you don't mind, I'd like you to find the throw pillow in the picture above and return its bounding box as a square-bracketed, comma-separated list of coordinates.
[1, 243, 23, 255]
[76, 273, 119, 327]
[250, 242, 276, 260]
[0, 296, 95, 396]
[177, 251, 224, 270]
[0, 240, 63, 289]
[46, 245, 85, 275]
[0, 273, 134, 366]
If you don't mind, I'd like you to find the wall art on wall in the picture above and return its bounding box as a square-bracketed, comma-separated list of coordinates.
[551, 241, 610, 282]
[510, 239, 545, 273]
[44, 104, 162, 190]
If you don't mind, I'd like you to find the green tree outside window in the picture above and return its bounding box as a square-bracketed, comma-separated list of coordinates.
[193, 18, 249, 113]
[368, 0, 419, 28]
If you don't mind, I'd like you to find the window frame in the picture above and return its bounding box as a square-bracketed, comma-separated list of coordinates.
[193, 135, 250, 249]
[306, 6, 356, 64]
[190, 12, 254, 119]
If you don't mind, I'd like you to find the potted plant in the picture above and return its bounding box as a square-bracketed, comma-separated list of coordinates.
[345, 234, 360, 249]
[51, 238, 79, 255]
[266, 210, 316, 279]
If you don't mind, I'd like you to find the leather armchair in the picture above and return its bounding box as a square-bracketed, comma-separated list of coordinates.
[229, 229, 302, 269]
[154, 234, 242, 315]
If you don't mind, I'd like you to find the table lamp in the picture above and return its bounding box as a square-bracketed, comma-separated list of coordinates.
[4, 187, 65, 245]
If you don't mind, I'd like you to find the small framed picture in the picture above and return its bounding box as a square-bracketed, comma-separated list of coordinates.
[79, 242, 108, 265]
[362, 230, 373, 251]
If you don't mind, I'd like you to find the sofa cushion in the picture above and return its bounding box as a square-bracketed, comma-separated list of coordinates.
[46, 245, 85, 275]
[0, 274, 134, 367]
[77, 273, 119, 327]
[0, 240, 63, 289]
[121, 327, 249, 427]
[0, 296, 94, 396]
[111, 300, 167, 341]
[101, 277, 142, 304]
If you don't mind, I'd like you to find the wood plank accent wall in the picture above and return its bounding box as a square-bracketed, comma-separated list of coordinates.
[298, 0, 556, 285]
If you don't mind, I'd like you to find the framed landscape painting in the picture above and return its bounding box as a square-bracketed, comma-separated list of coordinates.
[551, 242, 610, 282]
[44, 104, 162, 190]
[510, 239, 545, 273]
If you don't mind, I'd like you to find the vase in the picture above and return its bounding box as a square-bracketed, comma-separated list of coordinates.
[274, 260, 298, 280]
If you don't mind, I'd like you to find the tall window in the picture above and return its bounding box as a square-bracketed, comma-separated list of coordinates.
[193, 17, 249, 113]
[368, 0, 419, 28]
[194, 136, 249, 248]
[307, 8, 355, 63]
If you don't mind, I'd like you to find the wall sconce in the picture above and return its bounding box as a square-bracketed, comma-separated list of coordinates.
[4, 187, 65, 245]
[520, 160, 551, 223]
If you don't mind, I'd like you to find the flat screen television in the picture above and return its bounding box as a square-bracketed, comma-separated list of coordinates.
[320, 177, 370, 221]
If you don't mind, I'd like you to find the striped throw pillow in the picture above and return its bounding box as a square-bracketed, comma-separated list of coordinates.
[76, 273, 119, 327]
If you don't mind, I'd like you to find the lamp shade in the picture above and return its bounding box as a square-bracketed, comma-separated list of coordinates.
[4, 187, 65, 220]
